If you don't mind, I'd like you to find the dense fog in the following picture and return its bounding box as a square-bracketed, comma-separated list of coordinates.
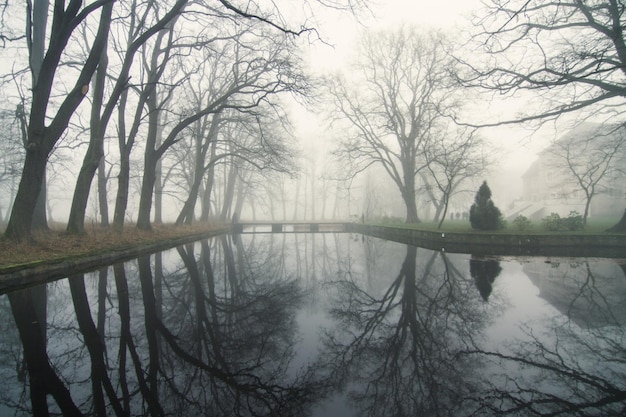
[1, 0, 625, 237]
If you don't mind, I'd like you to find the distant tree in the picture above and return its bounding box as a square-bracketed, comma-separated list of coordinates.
[469, 181, 503, 230]
[328, 28, 459, 224]
[0, 107, 24, 223]
[423, 126, 490, 229]
[551, 124, 626, 225]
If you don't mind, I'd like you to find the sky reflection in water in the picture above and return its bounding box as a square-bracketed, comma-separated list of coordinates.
[0, 233, 625, 416]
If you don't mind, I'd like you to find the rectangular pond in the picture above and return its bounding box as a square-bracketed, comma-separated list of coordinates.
[0, 232, 624, 416]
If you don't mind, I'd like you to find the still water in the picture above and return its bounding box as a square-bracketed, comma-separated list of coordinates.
[0, 233, 625, 416]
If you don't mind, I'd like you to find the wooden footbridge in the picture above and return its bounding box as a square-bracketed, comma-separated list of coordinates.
[232, 221, 352, 234]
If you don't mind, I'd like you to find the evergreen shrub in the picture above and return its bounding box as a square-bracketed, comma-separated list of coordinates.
[469, 181, 504, 230]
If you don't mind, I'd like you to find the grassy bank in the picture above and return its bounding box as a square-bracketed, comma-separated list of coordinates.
[0, 223, 229, 270]
[373, 217, 622, 236]
[351, 220, 626, 258]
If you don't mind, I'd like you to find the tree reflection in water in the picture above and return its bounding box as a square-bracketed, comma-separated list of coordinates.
[0, 235, 327, 416]
[0, 234, 625, 416]
[459, 259, 626, 416]
[320, 244, 494, 416]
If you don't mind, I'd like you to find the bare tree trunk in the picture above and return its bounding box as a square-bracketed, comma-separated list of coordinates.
[233, 177, 246, 220]
[401, 180, 420, 224]
[292, 178, 301, 220]
[220, 162, 238, 221]
[437, 193, 450, 229]
[67, 48, 109, 234]
[97, 155, 109, 226]
[32, 175, 48, 231]
[29, 0, 50, 232]
[200, 139, 218, 221]
[6, 150, 50, 239]
[154, 127, 164, 225]
[177, 112, 221, 225]
[137, 149, 159, 230]
[113, 90, 131, 232]
[16, 98, 48, 231]
[5, 2, 112, 241]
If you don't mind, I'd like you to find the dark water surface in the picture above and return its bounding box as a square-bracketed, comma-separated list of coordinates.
[1, 233, 625, 416]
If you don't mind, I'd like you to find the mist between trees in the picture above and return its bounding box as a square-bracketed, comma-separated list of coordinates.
[1, 0, 626, 241]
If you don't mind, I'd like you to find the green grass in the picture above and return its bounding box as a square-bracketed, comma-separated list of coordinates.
[370, 217, 624, 235]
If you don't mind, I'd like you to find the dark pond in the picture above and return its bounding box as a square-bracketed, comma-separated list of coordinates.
[1, 233, 625, 416]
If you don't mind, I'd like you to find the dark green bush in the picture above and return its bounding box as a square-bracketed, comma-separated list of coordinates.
[542, 213, 563, 231]
[469, 181, 504, 230]
[512, 215, 532, 231]
[542, 211, 584, 231]
[563, 211, 584, 231]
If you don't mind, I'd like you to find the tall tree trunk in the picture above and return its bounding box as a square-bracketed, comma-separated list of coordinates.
[200, 139, 218, 221]
[136, 77, 164, 230]
[113, 152, 131, 231]
[97, 155, 109, 226]
[154, 128, 164, 225]
[154, 157, 163, 225]
[67, 49, 109, 234]
[220, 162, 238, 221]
[5, 1, 113, 241]
[401, 186, 420, 224]
[113, 89, 132, 232]
[583, 189, 592, 226]
[16, 100, 48, 231]
[31, 174, 48, 231]
[178, 112, 221, 225]
[28, 0, 50, 232]
[402, 158, 420, 223]
[437, 192, 450, 229]
[5, 149, 49, 240]
[233, 177, 246, 221]
[137, 150, 159, 230]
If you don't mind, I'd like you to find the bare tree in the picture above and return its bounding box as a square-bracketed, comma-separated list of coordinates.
[3, 0, 114, 240]
[0, 107, 24, 224]
[424, 126, 490, 228]
[327, 28, 458, 223]
[136, 25, 306, 230]
[459, 0, 626, 230]
[551, 123, 626, 225]
[66, 0, 189, 234]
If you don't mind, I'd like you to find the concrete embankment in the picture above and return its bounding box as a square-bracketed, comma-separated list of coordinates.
[346, 223, 626, 258]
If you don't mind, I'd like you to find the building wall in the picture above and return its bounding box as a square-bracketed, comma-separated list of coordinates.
[516, 127, 626, 220]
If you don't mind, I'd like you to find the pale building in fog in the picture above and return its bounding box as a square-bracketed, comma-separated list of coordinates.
[508, 124, 626, 220]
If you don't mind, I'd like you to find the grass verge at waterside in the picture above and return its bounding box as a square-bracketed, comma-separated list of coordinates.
[350, 218, 626, 258]
[0, 222, 229, 270]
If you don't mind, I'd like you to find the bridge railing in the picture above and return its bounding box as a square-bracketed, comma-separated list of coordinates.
[232, 221, 351, 234]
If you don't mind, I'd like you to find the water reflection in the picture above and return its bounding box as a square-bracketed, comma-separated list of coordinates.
[470, 256, 503, 301]
[0, 233, 624, 416]
[320, 245, 491, 416]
